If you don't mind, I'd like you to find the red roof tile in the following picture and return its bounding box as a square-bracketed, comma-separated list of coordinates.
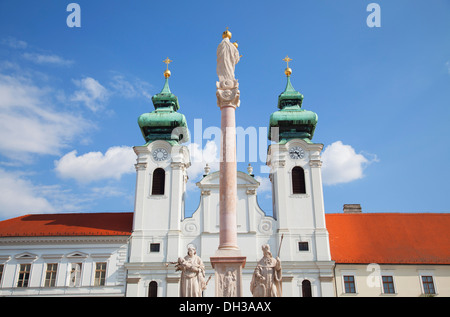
[1, 212, 449, 265]
[326, 213, 450, 264]
[0, 212, 133, 237]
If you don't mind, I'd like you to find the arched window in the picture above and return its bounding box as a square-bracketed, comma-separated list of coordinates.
[148, 281, 158, 297]
[302, 279, 312, 297]
[292, 166, 306, 194]
[151, 168, 165, 195]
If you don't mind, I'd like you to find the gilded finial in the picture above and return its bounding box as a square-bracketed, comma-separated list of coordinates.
[204, 163, 210, 176]
[163, 57, 173, 78]
[283, 55, 293, 76]
[233, 41, 242, 58]
[222, 27, 232, 39]
[247, 163, 253, 175]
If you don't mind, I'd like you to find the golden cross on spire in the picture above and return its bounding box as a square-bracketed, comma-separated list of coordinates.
[283, 55, 293, 76]
[163, 57, 173, 69]
[283, 55, 292, 68]
[163, 57, 172, 78]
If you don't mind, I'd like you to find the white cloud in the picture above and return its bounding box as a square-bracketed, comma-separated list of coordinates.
[0, 169, 55, 219]
[446, 61, 450, 74]
[22, 52, 74, 66]
[321, 141, 376, 185]
[0, 73, 91, 160]
[54, 146, 136, 183]
[1, 37, 27, 49]
[187, 141, 220, 179]
[255, 175, 271, 193]
[0, 168, 133, 220]
[71, 77, 109, 112]
[109, 75, 138, 98]
[2, 37, 72, 66]
[109, 74, 153, 100]
[185, 141, 220, 192]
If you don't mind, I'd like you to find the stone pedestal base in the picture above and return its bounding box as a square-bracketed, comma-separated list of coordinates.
[210, 249, 246, 297]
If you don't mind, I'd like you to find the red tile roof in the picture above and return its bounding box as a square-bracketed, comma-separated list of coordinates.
[0, 212, 133, 237]
[1, 212, 449, 265]
[326, 213, 450, 264]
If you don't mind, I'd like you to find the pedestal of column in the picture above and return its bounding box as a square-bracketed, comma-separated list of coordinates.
[211, 79, 246, 297]
[210, 251, 246, 297]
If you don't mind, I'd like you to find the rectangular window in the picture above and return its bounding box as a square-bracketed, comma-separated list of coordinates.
[382, 276, 395, 294]
[343, 275, 356, 294]
[94, 262, 107, 286]
[422, 276, 436, 295]
[298, 242, 309, 251]
[44, 263, 58, 287]
[69, 263, 82, 287]
[150, 243, 160, 253]
[17, 264, 31, 287]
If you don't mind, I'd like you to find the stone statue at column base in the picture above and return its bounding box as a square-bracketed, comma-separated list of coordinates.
[175, 246, 207, 297]
[250, 244, 282, 297]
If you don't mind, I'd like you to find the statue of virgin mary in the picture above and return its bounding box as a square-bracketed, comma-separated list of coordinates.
[217, 29, 240, 83]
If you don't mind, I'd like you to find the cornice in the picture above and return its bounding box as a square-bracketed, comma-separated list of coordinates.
[0, 235, 129, 246]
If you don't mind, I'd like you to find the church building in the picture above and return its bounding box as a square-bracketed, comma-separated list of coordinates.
[0, 48, 449, 297]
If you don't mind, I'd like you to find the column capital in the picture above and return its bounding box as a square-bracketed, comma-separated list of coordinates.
[309, 159, 322, 168]
[216, 80, 240, 109]
[134, 162, 147, 171]
[170, 162, 187, 170]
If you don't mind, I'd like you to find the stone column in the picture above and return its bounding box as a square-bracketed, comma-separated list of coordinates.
[219, 94, 238, 249]
[210, 79, 246, 297]
[216, 80, 241, 250]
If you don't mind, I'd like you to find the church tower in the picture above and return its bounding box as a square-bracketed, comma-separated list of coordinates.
[266, 57, 334, 296]
[127, 60, 190, 296]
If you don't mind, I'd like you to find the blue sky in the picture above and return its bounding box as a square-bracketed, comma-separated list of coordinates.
[0, 0, 449, 220]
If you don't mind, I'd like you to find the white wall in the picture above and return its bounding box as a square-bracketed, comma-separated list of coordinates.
[0, 236, 128, 296]
[335, 264, 450, 297]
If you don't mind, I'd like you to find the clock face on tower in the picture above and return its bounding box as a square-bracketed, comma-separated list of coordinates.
[153, 148, 169, 161]
[289, 146, 305, 160]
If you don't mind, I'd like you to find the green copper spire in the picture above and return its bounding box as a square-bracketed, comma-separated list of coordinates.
[269, 56, 318, 143]
[151, 76, 180, 111]
[137, 58, 189, 145]
[161, 76, 171, 93]
[277, 75, 304, 109]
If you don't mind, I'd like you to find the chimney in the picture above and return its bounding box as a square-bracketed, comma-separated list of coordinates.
[343, 204, 362, 214]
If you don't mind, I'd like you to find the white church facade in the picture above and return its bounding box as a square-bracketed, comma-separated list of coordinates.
[125, 137, 334, 297]
[0, 35, 449, 297]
